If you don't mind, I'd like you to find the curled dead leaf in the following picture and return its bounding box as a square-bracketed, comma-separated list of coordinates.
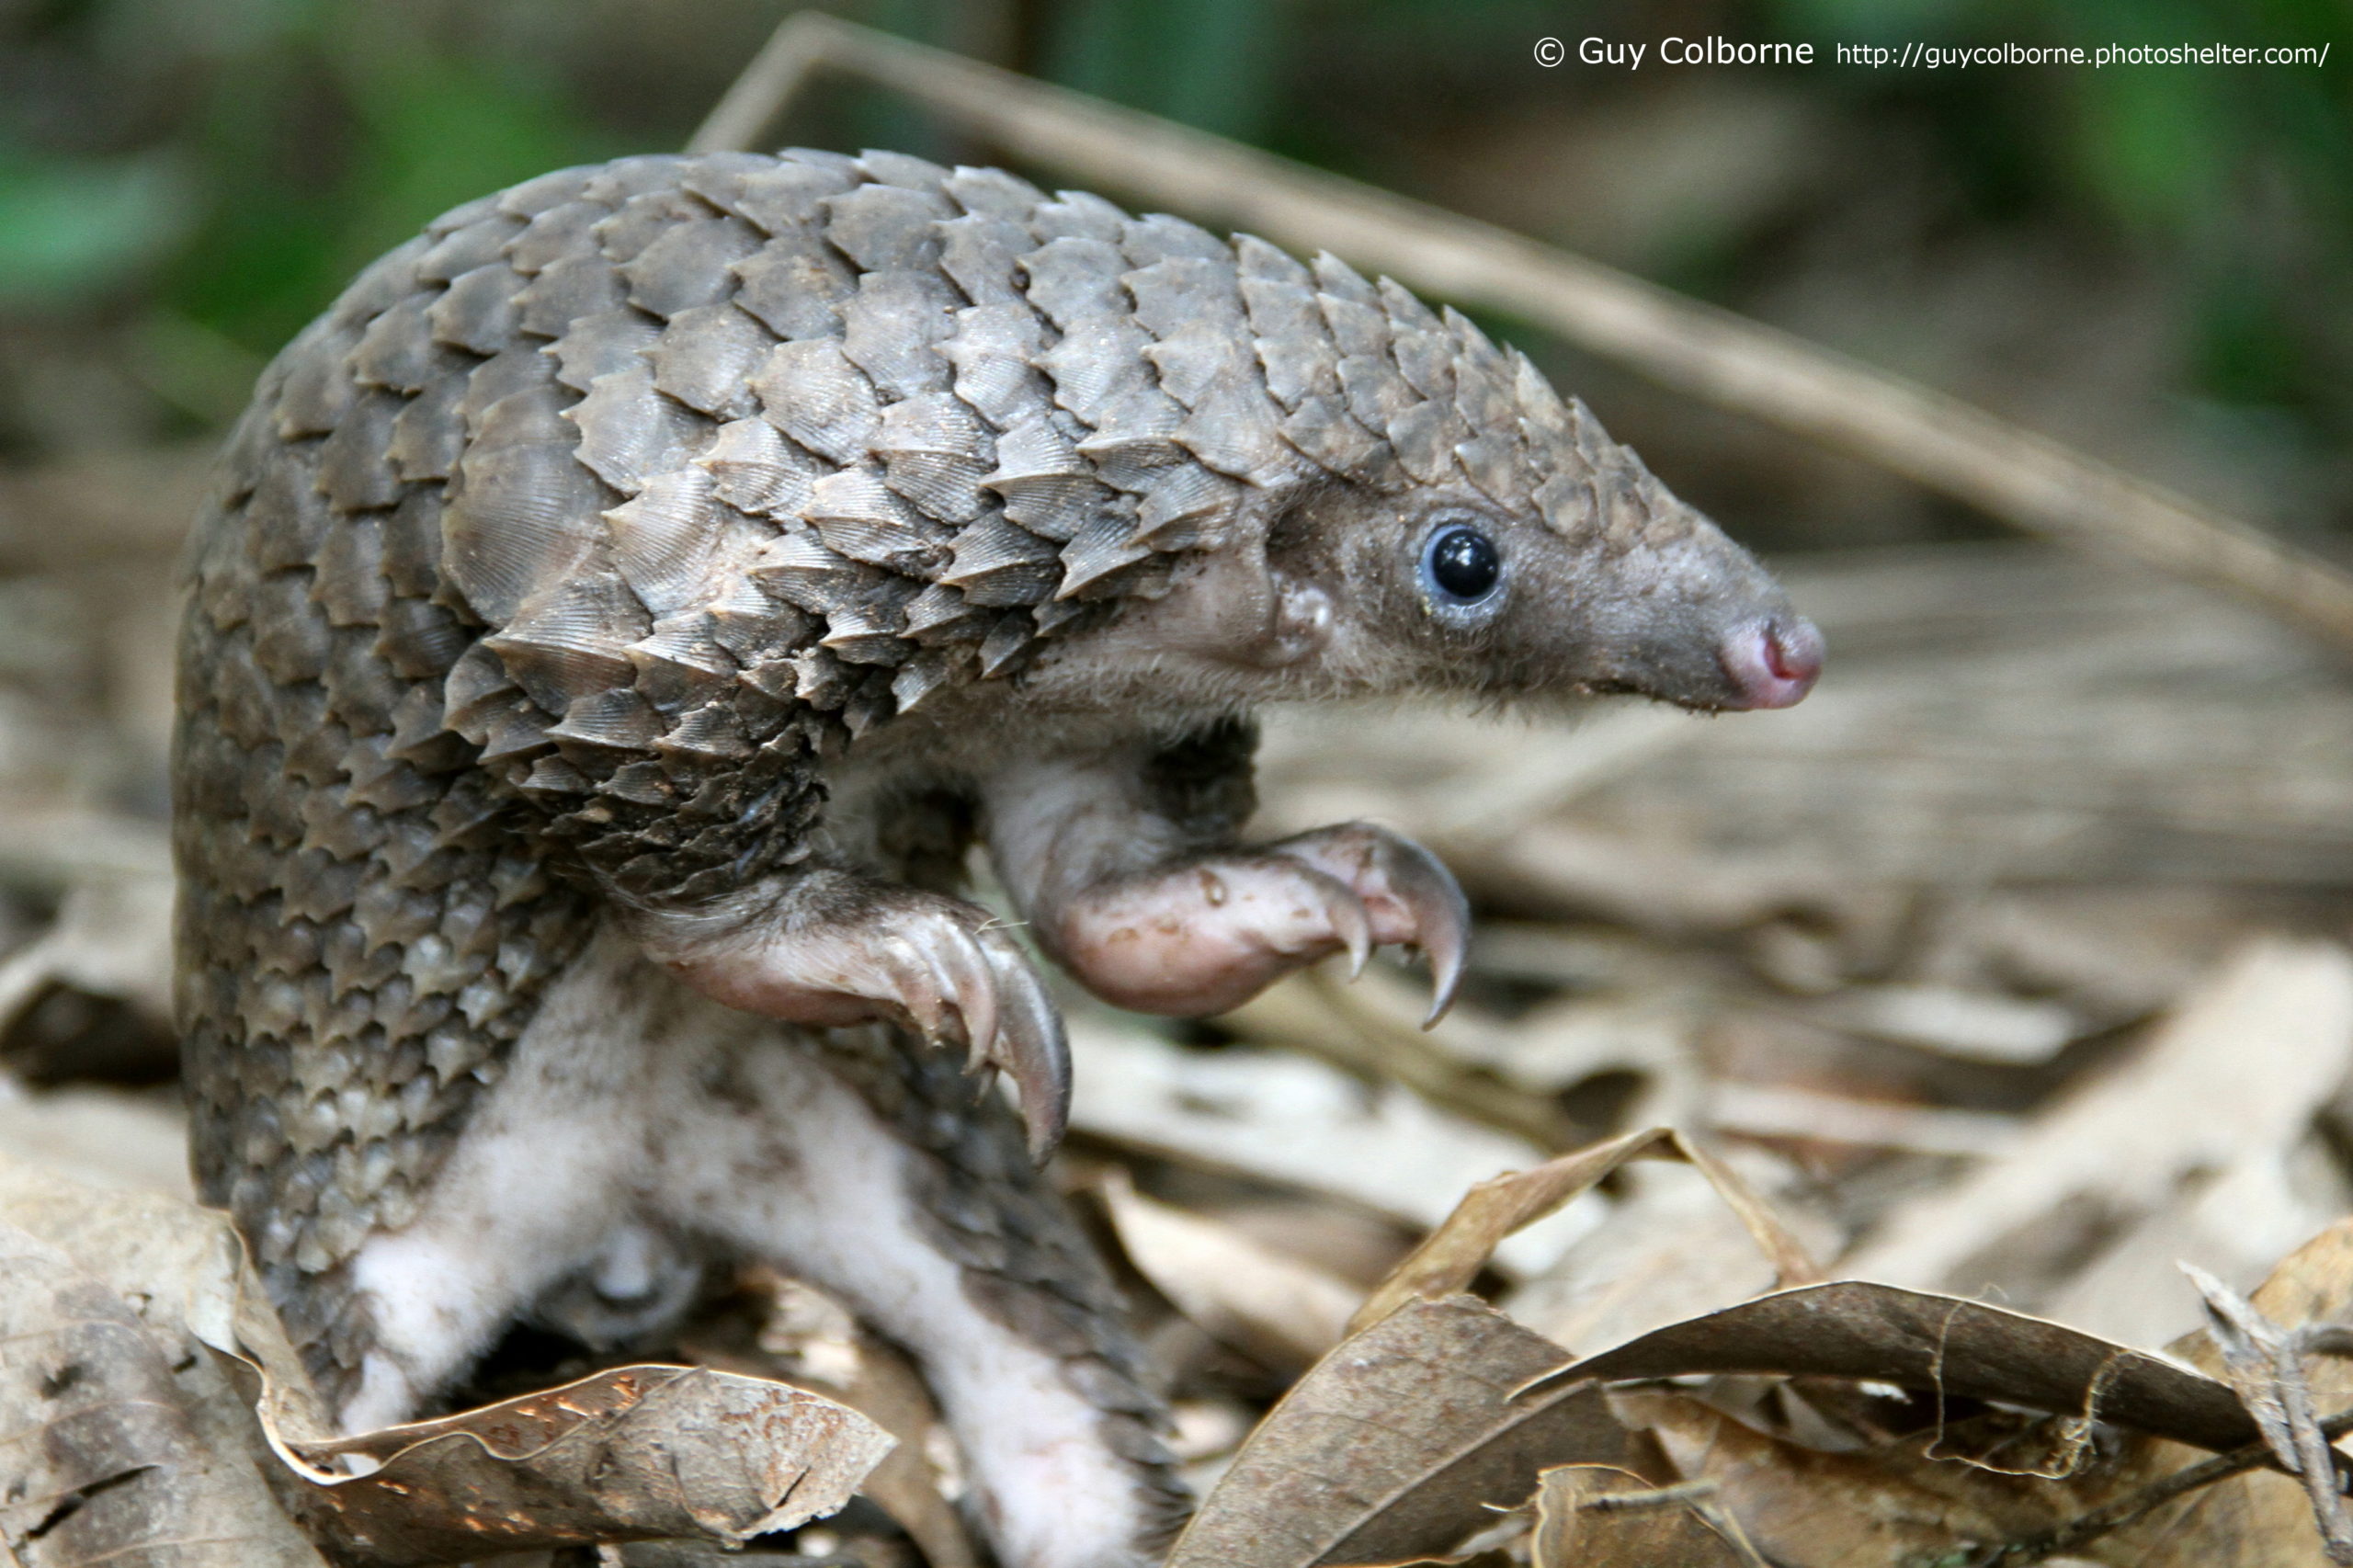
[273, 1364, 893, 1565]
[1539, 1281, 2261, 1454]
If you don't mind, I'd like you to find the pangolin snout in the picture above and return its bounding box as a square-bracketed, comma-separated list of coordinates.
[1718, 617, 1824, 710]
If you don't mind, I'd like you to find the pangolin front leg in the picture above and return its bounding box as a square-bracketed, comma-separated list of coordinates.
[983, 724, 1470, 1022]
[634, 869, 1072, 1156]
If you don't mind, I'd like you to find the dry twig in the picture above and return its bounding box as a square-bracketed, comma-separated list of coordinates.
[1966, 1406, 2353, 1567]
[2187, 1264, 2353, 1562]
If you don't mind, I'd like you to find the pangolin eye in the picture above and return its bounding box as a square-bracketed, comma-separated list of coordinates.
[1423, 524, 1502, 605]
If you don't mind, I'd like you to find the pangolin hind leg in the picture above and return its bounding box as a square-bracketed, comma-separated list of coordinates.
[983, 721, 1470, 1021]
[665, 1025, 1188, 1568]
[587, 925, 1186, 1568]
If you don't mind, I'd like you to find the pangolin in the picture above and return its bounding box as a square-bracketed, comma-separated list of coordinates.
[174, 147, 1821, 1567]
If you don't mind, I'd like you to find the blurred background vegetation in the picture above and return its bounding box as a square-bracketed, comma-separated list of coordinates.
[1, 0, 2348, 550]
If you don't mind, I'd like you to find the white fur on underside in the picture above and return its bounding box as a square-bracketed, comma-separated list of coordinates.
[344, 926, 1161, 1568]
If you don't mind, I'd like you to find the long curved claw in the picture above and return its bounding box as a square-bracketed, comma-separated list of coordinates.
[880, 920, 1070, 1162]
[1381, 836, 1471, 1026]
[1270, 824, 1472, 1025]
[927, 924, 1001, 1070]
[1302, 866, 1375, 979]
[648, 881, 1073, 1160]
[889, 933, 962, 1048]
[973, 926, 1071, 1163]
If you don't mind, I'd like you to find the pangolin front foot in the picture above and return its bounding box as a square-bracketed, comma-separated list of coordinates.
[1051, 822, 1469, 1023]
[646, 878, 1070, 1159]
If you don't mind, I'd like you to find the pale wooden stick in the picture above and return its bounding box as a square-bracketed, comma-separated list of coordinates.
[688, 13, 2353, 654]
[688, 12, 837, 161]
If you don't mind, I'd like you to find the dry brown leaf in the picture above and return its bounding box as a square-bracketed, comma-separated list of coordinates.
[0, 1159, 327, 1437]
[1503, 1150, 1846, 1355]
[0, 1219, 329, 1567]
[1611, 1389, 2075, 1564]
[1099, 1173, 1363, 1372]
[1529, 1463, 1758, 1567]
[0, 1155, 331, 1522]
[1524, 1219, 2353, 1568]
[2085, 1217, 2353, 1567]
[1351, 1126, 1821, 1335]
[1254, 1269, 2264, 1567]
[1547, 1281, 2260, 1455]
[1165, 1295, 1647, 1568]
[2184, 1264, 2353, 1560]
[277, 1364, 892, 1565]
[1176, 1096, 2278, 1568]
[722, 1271, 982, 1568]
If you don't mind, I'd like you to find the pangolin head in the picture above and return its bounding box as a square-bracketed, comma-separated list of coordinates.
[1058, 236, 1822, 717]
[1286, 394, 1823, 713]
[1246, 275, 1821, 715]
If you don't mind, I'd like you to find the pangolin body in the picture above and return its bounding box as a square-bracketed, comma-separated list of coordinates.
[176, 147, 1819, 1567]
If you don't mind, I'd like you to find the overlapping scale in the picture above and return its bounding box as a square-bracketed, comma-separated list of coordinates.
[564, 361, 710, 495]
[839, 270, 958, 399]
[874, 393, 993, 521]
[753, 338, 880, 465]
[426, 264, 526, 356]
[514, 254, 626, 340]
[698, 416, 818, 519]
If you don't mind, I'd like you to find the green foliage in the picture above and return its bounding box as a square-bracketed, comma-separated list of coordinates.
[1038, 0, 1292, 142]
[5, 0, 615, 355]
[0, 142, 192, 307]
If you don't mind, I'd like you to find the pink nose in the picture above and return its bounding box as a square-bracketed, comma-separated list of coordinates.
[1719, 618, 1823, 710]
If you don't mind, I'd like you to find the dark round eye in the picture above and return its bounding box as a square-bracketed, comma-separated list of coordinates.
[1424, 525, 1502, 604]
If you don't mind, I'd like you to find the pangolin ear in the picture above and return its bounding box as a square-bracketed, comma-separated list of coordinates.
[1264, 577, 1336, 669]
